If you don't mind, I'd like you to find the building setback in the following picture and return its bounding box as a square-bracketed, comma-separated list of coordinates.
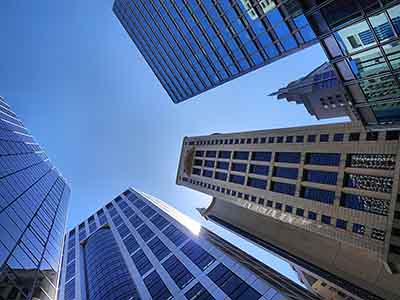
[176, 122, 400, 300]
[57, 187, 318, 300]
[112, 0, 317, 103]
[0, 96, 70, 300]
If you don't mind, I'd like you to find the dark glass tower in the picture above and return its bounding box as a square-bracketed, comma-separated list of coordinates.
[298, 0, 400, 129]
[58, 187, 318, 300]
[0, 96, 70, 300]
[113, 0, 317, 103]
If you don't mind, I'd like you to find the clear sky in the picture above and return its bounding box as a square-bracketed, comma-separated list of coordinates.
[1, 1, 348, 285]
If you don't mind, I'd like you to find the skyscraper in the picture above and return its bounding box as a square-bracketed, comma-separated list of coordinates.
[270, 62, 352, 120]
[112, 0, 317, 103]
[57, 187, 318, 300]
[296, 0, 400, 129]
[0, 96, 70, 300]
[176, 122, 400, 300]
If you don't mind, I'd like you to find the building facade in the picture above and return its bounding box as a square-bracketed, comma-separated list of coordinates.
[298, 0, 400, 129]
[112, 0, 317, 103]
[176, 122, 400, 300]
[57, 187, 318, 300]
[270, 62, 351, 120]
[0, 96, 70, 300]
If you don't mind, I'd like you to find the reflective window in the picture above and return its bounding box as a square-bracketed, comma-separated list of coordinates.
[340, 193, 389, 216]
[321, 215, 331, 225]
[144, 271, 172, 300]
[163, 224, 188, 246]
[303, 170, 338, 185]
[132, 249, 152, 275]
[333, 133, 344, 141]
[147, 237, 171, 261]
[163, 255, 194, 289]
[141, 205, 157, 218]
[215, 171, 228, 181]
[216, 161, 229, 170]
[181, 240, 215, 270]
[150, 214, 170, 230]
[84, 228, 138, 300]
[204, 160, 215, 168]
[229, 174, 245, 185]
[249, 164, 269, 176]
[352, 223, 366, 235]
[233, 151, 249, 160]
[275, 152, 301, 163]
[305, 153, 341, 166]
[336, 219, 347, 230]
[247, 177, 267, 190]
[206, 151, 217, 158]
[308, 211, 317, 220]
[251, 151, 272, 161]
[185, 282, 215, 300]
[123, 234, 139, 254]
[301, 187, 335, 205]
[202, 169, 213, 178]
[219, 151, 231, 159]
[271, 182, 296, 196]
[137, 224, 155, 242]
[231, 163, 247, 173]
[273, 167, 298, 179]
[208, 264, 261, 300]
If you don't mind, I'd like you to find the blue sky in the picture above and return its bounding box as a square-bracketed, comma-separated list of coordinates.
[1, 1, 348, 284]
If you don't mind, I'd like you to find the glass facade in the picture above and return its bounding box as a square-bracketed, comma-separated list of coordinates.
[58, 188, 318, 300]
[0, 96, 70, 300]
[113, 0, 317, 103]
[301, 0, 400, 128]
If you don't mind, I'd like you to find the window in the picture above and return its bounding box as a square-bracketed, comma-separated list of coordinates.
[204, 160, 215, 168]
[251, 151, 272, 161]
[117, 224, 130, 239]
[206, 151, 217, 158]
[273, 167, 298, 179]
[308, 211, 317, 220]
[268, 137, 275, 143]
[271, 182, 296, 196]
[202, 170, 213, 178]
[192, 168, 201, 176]
[163, 255, 194, 289]
[141, 205, 156, 218]
[148, 237, 171, 261]
[307, 135, 316, 142]
[132, 249, 152, 275]
[305, 153, 341, 166]
[259, 198, 265, 205]
[301, 187, 335, 204]
[253, 138, 259, 144]
[336, 219, 347, 230]
[260, 137, 266, 143]
[123, 235, 139, 254]
[247, 177, 267, 190]
[129, 214, 143, 228]
[296, 136, 304, 143]
[267, 200, 273, 207]
[216, 161, 229, 170]
[219, 151, 231, 159]
[65, 262, 75, 282]
[233, 151, 249, 160]
[207, 264, 261, 300]
[64, 279, 75, 300]
[285, 205, 293, 213]
[150, 214, 169, 230]
[229, 174, 245, 185]
[320, 134, 329, 142]
[275, 202, 282, 210]
[249, 164, 269, 176]
[195, 151, 204, 157]
[246, 138, 252, 144]
[303, 170, 338, 185]
[231, 163, 247, 172]
[137, 224, 154, 242]
[386, 130, 400, 140]
[163, 224, 188, 246]
[144, 271, 172, 300]
[277, 136, 284, 143]
[181, 240, 215, 271]
[215, 172, 227, 181]
[349, 132, 360, 141]
[112, 215, 123, 226]
[333, 133, 344, 141]
[296, 208, 304, 217]
[340, 193, 388, 216]
[366, 132, 378, 141]
[275, 152, 301, 163]
[286, 136, 294, 143]
[352, 223, 365, 235]
[185, 283, 215, 300]
[321, 215, 331, 225]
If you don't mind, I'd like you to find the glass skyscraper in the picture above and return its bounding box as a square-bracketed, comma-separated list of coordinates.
[0, 96, 70, 300]
[298, 0, 400, 129]
[113, 0, 317, 103]
[57, 187, 318, 300]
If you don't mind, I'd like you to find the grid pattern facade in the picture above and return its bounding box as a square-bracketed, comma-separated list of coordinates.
[58, 188, 317, 300]
[176, 122, 400, 300]
[0, 97, 70, 300]
[299, 0, 400, 128]
[112, 0, 317, 103]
